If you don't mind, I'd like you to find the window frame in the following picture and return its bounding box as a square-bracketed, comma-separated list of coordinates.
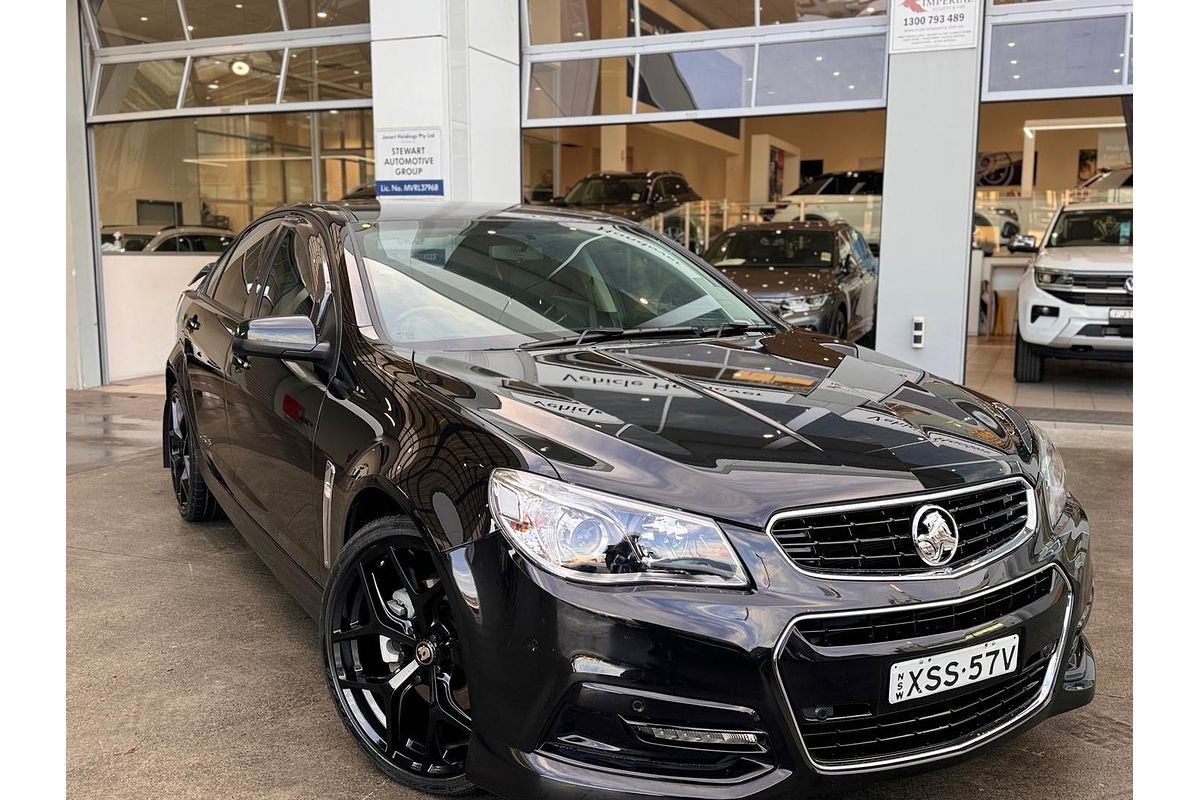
[204, 216, 285, 315]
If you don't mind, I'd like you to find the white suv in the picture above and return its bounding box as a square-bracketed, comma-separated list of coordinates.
[1011, 202, 1132, 382]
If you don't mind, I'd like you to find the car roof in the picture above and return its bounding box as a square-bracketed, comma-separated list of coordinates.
[722, 220, 845, 233]
[309, 200, 645, 229]
[1061, 201, 1133, 211]
[580, 170, 680, 179]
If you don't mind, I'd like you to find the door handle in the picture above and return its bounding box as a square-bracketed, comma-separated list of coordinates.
[185, 314, 201, 331]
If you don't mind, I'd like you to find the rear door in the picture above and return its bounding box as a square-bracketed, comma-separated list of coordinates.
[224, 215, 335, 578]
[181, 218, 282, 484]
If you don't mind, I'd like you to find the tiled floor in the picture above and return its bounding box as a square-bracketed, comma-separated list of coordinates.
[965, 335, 1132, 422]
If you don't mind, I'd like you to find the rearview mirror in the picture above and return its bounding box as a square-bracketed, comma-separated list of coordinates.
[235, 315, 330, 362]
[1007, 235, 1038, 253]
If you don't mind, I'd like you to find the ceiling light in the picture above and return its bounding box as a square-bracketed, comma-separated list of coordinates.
[188, 25, 194, 31]
[317, 11, 328, 19]
[848, 84, 855, 90]
[1012, 74, 1020, 80]
[235, 3, 243, 7]
[329, 109, 339, 114]
[140, 16, 148, 22]
[1010, 59, 1018, 65]
[832, 71, 840, 76]
[353, 70, 360, 75]
[208, 83, 219, 89]
[815, 55, 823, 61]
[1007, 41, 1016, 48]
[1112, 68, 1121, 73]
[231, 60, 251, 76]
[573, 31, 584, 37]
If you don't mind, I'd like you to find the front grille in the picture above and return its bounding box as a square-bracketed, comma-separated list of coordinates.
[769, 480, 1031, 575]
[798, 649, 1052, 765]
[1044, 289, 1133, 307]
[1069, 273, 1130, 290]
[792, 569, 1054, 648]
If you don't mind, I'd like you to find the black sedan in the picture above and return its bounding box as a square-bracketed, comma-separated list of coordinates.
[164, 201, 1094, 799]
[705, 221, 879, 343]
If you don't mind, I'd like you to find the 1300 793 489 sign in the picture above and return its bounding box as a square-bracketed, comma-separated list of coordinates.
[888, 634, 1020, 704]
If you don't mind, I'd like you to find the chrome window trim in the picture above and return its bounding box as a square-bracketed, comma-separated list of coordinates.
[765, 476, 1038, 582]
[771, 563, 1072, 774]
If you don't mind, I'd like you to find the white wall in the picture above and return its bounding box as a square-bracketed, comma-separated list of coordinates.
[101, 254, 213, 381]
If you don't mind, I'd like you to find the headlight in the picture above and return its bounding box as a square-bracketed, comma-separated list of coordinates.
[1035, 269, 1074, 288]
[780, 294, 830, 315]
[1032, 425, 1068, 523]
[488, 469, 748, 587]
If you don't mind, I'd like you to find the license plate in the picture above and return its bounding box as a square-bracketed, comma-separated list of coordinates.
[888, 634, 1020, 705]
[1110, 308, 1133, 320]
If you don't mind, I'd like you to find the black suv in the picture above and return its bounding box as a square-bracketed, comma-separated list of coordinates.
[555, 170, 700, 219]
[164, 200, 1095, 800]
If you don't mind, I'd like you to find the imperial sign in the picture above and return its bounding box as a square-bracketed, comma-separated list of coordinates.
[889, 0, 980, 54]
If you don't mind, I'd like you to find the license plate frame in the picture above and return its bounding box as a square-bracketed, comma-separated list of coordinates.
[887, 633, 1021, 705]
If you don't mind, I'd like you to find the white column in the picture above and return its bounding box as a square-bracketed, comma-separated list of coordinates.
[67, 0, 102, 387]
[369, 0, 520, 203]
[875, 3, 986, 383]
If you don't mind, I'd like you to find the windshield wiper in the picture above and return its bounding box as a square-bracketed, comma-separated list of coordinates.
[517, 326, 702, 350]
[700, 321, 779, 338]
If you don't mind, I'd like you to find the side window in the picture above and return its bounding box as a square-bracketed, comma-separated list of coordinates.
[663, 177, 687, 197]
[157, 235, 180, 252]
[255, 227, 315, 320]
[208, 220, 280, 314]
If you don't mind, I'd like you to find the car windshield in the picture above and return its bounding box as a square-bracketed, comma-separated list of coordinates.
[354, 216, 770, 350]
[706, 230, 837, 268]
[563, 177, 648, 205]
[1047, 209, 1133, 247]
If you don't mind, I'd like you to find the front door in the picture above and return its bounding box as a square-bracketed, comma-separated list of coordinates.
[183, 219, 282, 483]
[225, 215, 336, 578]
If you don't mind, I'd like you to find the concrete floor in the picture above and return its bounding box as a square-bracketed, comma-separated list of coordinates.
[66, 383, 1132, 800]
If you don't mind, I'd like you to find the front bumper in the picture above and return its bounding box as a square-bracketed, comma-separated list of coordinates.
[453, 497, 1094, 799]
[1017, 272, 1132, 356]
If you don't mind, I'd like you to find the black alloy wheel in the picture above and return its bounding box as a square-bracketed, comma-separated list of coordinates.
[321, 517, 474, 796]
[165, 385, 219, 521]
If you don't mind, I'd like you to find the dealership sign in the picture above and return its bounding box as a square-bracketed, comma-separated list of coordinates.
[889, 0, 980, 54]
[374, 127, 445, 198]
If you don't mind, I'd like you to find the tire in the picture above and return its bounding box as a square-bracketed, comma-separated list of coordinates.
[164, 385, 220, 521]
[829, 308, 849, 341]
[321, 516, 476, 796]
[1014, 333, 1044, 383]
[857, 316, 877, 349]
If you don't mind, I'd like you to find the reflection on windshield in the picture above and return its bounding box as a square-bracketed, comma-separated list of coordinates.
[356, 216, 767, 350]
[706, 229, 836, 268]
[1047, 209, 1133, 247]
[563, 177, 648, 205]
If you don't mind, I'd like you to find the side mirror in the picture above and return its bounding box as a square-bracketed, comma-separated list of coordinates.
[235, 315, 330, 362]
[1007, 235, 1038, 253]
[1000, 221, 1020, 240]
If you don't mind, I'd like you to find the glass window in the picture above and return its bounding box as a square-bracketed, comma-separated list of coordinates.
[209, 220, 280, 312]
[356, 217, 769, 349]
[988, 16, 1126, 93]
[321, 109, 375, 202]
[564, 175, 650, 205]
[756, 36, 886, 106]
[256, 229, 316, 318]
[705, 229, 837, 267]
[94, 59, 185, 115]
[1047, 208, 1132, 248]
[185, 52, 284, 108]
[759, 1, 886, 25]
[284, 0, 370, 28]
[639, 47, 754, 112]
[89, 1, 185, 47]
[528, 57, 632, 119]
[528, 0, 633, 45]
[181, 1, 282, 39]
[637, 1, 754, 34]
[283, 44, 373, 102]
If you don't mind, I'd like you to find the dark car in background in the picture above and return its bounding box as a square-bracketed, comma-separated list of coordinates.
[705, 220, 878, 343]
[163, 201, 1094, 800]
[552, 170, 703, 249]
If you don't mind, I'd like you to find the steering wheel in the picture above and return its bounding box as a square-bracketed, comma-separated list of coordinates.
[389, 305, 467, 338]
